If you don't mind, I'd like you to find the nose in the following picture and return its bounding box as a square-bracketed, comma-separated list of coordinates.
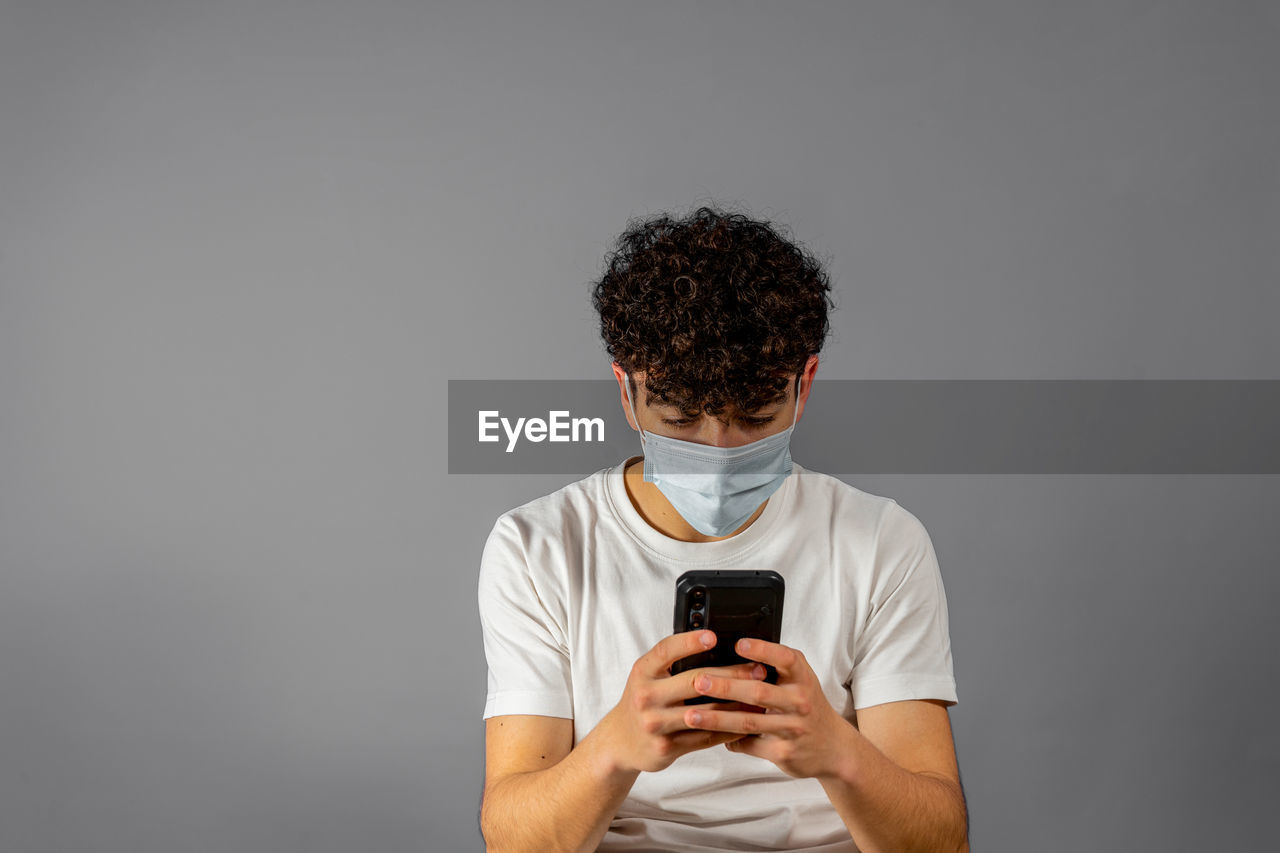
[691, 417, 742, 448]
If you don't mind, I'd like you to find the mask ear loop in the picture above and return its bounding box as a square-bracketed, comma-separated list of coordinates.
[624, 374, 647, 448]
[788, 374, 801, 430]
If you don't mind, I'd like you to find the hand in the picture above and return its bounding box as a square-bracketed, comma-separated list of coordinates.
[680, 637, 856, 780]
[598, 630, 769, 775]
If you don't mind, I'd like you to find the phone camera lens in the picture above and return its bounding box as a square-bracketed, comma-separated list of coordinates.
[692, 588, 705, 600]
[690, 612, 704, 628]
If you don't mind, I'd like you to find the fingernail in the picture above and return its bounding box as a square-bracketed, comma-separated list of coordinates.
[738, 638, 751, 653]
[701, 632, 715, 648]
[695, 675, 711, 691]
[689, 712, 702, 725]
[752, 664, 766, 679]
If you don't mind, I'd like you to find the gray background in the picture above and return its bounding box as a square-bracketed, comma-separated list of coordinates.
[2, 1, 1277, 851]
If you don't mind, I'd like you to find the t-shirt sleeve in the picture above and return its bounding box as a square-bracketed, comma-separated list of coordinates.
[477, 513, 574, 720]
[847, 500, 958, 710]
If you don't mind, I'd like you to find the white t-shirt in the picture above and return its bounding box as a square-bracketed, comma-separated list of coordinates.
[478, 456, 958, 852]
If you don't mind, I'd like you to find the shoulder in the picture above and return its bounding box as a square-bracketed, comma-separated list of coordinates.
[489, 465, 613, 542]
[786, 465, 937, 582]
[478, 465, 613, 588]
[789, 462, 905, 533]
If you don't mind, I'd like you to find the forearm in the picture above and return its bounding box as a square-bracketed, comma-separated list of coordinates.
[480, 723, 640, 853]
[818, 726, 968, 853]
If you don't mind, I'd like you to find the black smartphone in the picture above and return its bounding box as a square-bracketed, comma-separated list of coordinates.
[670, 569, 785, 705]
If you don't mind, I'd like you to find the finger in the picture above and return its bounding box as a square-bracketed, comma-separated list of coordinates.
[641, 630, 716, 678]
[733, 638, 805, 679]
[689, 672, 798, 712]
[641, 705, 728, 736]
[724, 734, 766, 756]
[653, 662, 767, 706]
[669, 703, 756, 744]
[668, 728, 747, 752]
[639, 699, 753, 737]
[682, 707, 801, 738]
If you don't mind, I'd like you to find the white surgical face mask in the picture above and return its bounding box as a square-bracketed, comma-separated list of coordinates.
[624, 375, 799, 537]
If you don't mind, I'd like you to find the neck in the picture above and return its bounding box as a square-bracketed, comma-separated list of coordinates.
[622, 456, 768, 542]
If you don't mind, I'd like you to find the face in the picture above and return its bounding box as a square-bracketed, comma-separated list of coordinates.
[620, 370, 805, 449]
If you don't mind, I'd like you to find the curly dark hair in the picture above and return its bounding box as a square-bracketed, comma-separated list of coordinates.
[591, 205, 835, 417]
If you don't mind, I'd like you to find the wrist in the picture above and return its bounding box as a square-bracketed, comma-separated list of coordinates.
[816, 716, 863, 787]
[585, 707, 642, 784]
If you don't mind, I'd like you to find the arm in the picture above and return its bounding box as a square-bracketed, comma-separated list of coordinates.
[818, 699, 968, 853]
[479, 631, 765, 853]
[684, 642, 968, 853]
[819, 502, 966, 849]
[479, 715, 639, 853]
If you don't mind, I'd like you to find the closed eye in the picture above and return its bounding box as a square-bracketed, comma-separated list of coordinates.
[660, 415, 777, 427]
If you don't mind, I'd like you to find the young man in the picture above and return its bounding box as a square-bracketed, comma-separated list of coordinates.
[478, 207, 968, 852]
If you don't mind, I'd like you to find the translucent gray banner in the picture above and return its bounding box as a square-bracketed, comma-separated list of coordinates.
[448, 380, 1280, 474]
